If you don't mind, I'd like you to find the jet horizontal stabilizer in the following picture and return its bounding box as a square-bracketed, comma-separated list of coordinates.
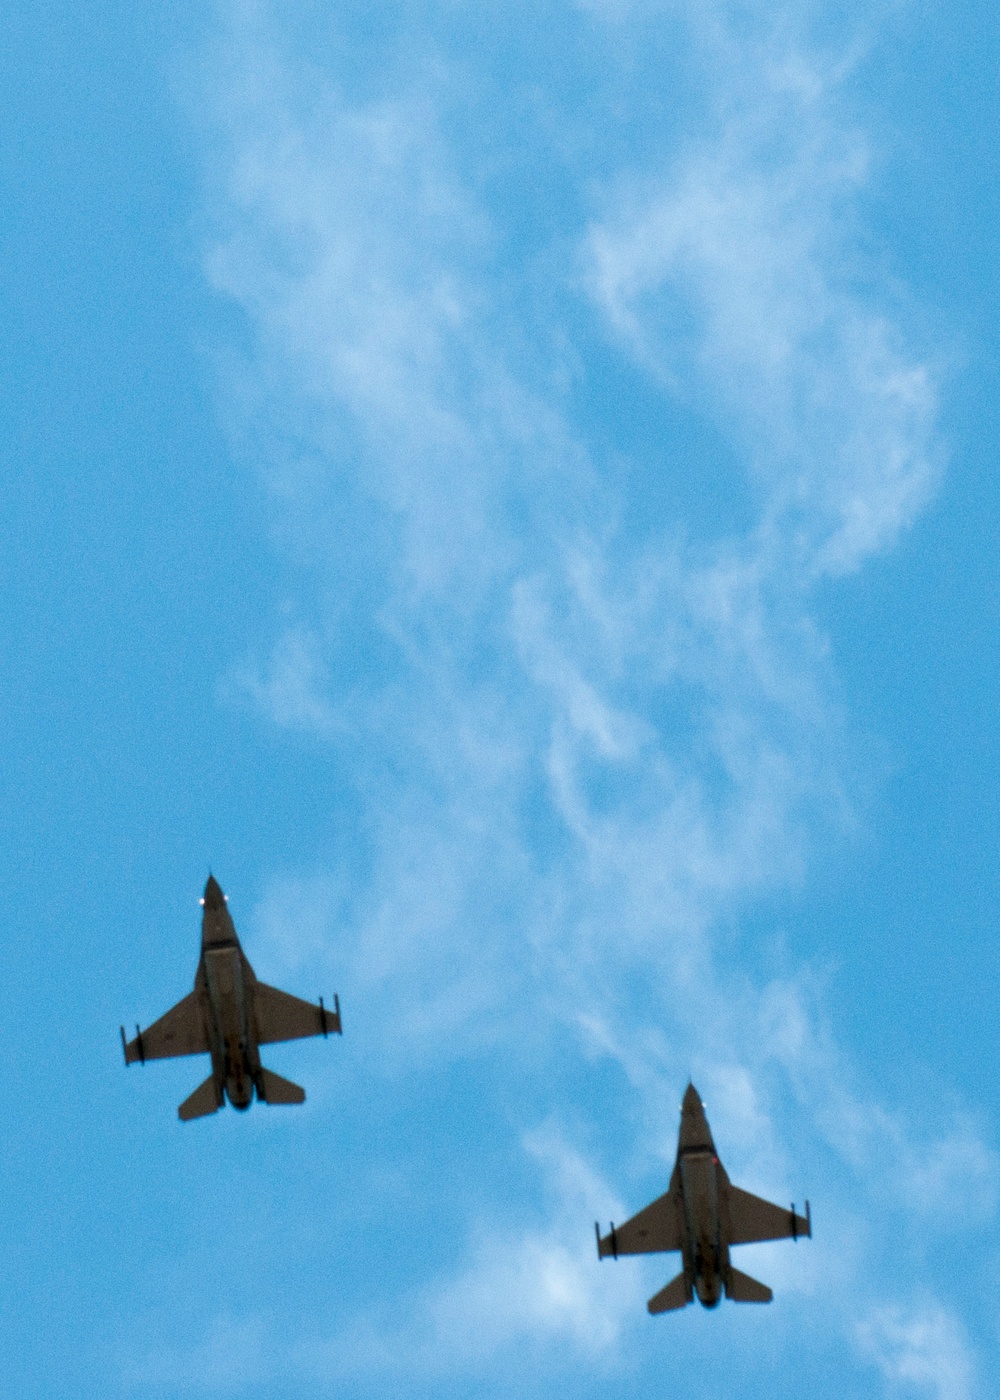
[256, 1067, 306, 1106]
[647, 1273, 692, 1313]
[178, 1075, 223, 1122]
[726, 1267, 773, 1304]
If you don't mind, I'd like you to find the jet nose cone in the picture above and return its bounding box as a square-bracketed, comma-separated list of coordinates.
[682, 1083, 703, 1112]
[203, 874, 225, 908]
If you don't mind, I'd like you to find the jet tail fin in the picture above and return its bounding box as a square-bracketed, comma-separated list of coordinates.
[256, 1067, 306, 1106]
[647, 1272, 692, 1314]
[178, 1075, 223, 1121]
[726, 1267, 773, 1303]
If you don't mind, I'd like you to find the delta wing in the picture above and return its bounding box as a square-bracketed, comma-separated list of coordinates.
[597, 1185, 682, 1259]
[254, 982, 341, 1044]
[122, 991, 208, 1064]
[728, 1185, 810, 1245]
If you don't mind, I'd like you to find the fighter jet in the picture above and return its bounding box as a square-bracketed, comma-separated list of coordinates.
[596, 1083, 810, 1312]
[121, 875, 342, 1120]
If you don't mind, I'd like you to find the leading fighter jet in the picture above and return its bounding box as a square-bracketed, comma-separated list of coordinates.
[121, 875, 342, 1120]
[596, 1084, 810, 1312]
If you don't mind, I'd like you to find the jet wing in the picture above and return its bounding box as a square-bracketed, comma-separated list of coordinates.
[597, 1189, 682, 1258]
[124, 992, 208, 1064]
[728, 1185, 810, 1245]
[254, 982, 341, 1044]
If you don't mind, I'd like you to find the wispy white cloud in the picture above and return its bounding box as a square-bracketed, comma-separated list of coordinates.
[130, 1129, 640, 1392]
[188, 0, 990, 1394]
[125, 1311, 279, 1393]
[245, 869, 346, 975]
[230, 626, 341, 736]
[423, 1127, 642, 1358]
[582, 14, 941, 579]
[856, 1302, 978, 1400]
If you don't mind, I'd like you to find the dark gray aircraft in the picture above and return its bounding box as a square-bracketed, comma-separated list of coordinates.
[596, 1083, 810, 1312]
[121, 875, 342, 1120]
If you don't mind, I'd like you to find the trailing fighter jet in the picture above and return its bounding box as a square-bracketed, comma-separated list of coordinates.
[121, 875, 342, 1120]
[596, 1083, 810, 1312]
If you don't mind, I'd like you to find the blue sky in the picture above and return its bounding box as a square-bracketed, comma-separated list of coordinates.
[3, 1, 1000, 1396]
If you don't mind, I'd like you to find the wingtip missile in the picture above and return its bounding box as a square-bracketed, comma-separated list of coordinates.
[594, 1222, 619, 1261]
[121, 1024, 145, 1067]
[790, 1200, 812, 1241]
[318, 994, 343, 1037]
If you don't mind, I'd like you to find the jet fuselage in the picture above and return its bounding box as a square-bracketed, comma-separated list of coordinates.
[678, 1145, 729, 1307]
[197, 879, 261, 1110]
